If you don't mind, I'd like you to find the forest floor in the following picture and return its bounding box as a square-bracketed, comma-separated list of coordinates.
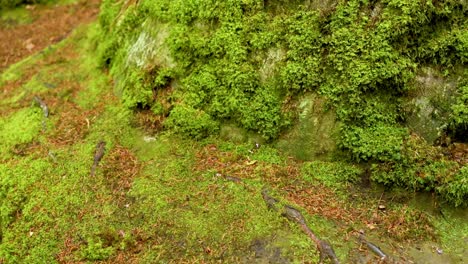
[0, 0, 100, 72]
[0, 1, 466, 263]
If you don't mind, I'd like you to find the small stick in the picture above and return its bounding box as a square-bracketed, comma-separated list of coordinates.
[90, 141, 106, 176]
[34, 96, 49, 131]
[358, 230, 388, 261]
[34, 96, 49, 118]
[261, 188, 279, 211]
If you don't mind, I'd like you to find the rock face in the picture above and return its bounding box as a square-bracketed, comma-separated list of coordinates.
[404, 67, 459, 144]
[126, 21, 174, 69]
[277, 93, 339, 161]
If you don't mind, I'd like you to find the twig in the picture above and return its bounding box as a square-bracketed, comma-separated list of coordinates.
[34, 96, 49, 131]
[358, 230, 388, 261]
[34, 96, 49, 118]
[90, 141, 106, 176]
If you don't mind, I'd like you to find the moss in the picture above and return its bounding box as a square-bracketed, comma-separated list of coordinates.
[0, 5, 32, 26]
[96, 0, 466, 151]
[164, 105, 219, 139]
[0, 143, 93, 262]
[99, 0, 467, 203]
[341, 124, 408, 162]
[0, 107, 43, 158]
[79, 237, 115, 261]
[124, 136, 321, 262]
[1, 1, 467, 263]
[0, 158, 49, 233]
[434, 207, 468, 261]
[448, 69, 468, 138]
[437, 166, 468, 207]
[302, 161, 361, 189]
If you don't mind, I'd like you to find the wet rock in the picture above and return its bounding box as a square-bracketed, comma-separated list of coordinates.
[247, 239, 290, 264]
[219, 122, 265, 144]
[277, 93, 339, 161]
[305, 0, 338, 13]
[404, 67, 459, 144]
[407, 242, 456, 264]
[126, 21, 174, 69]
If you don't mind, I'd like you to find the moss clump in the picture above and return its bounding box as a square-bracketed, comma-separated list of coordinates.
[448, 69, 468, 139]
[437, 166, 468, 207]
[371, 134, 467, 207]
[0, 158, 49, 234]
[0, 107, 43, 158]
[302, 161, 361, 189]
[164, 105, 219, 139]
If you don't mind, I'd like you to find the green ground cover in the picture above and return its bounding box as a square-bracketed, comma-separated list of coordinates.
[0, 0, 467, 263]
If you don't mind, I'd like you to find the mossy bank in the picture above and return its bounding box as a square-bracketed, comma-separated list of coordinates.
[0, 0, 467, 263]
[95, 0, 467, 207]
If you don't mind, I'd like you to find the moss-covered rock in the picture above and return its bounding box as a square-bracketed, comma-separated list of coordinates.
[95, 0, 468, 205]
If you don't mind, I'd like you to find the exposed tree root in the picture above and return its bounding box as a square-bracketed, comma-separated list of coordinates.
[358, 230, 389, 263]
[262, 189, 340, 264]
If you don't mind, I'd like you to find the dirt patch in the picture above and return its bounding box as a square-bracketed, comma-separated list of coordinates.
[194, 144, 263, 180]
[133, 110, 165, 134]
[56, 232, 81, 264]
[245, 238, 290, 264]
[0, 35, 82, 119]
[284, 186, 355, 223]
[0, 0, 100, 72]
[102, 146, 140, 206]
[49, 101, 99, 145]
[286, 184, 435, 242]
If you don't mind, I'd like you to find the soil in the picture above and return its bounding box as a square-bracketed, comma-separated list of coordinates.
[0, 0, 101, 72]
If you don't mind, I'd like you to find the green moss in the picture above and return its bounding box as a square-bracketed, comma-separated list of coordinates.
[79, 237, 115, 261]
[250, 145, 284, 165]
[164, 105, 219, 139]
[341, 124, 407, 162]
[95, 0, 467, 202]
[434, 208, 468, 261]
[302, 161, 361, 189]
[437, 166, 468, 207]
[449, 69, 468, 138]
[0, 6, 32, 26]
[0, 158, 49, 233]
[0, 102, 137, 262]
[0, 143, 93, 262]
[124, 136, 322, 261]
[97, 0, 465, 147]
[1, 1, 467, 263]
[0, 107, 43, 158]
